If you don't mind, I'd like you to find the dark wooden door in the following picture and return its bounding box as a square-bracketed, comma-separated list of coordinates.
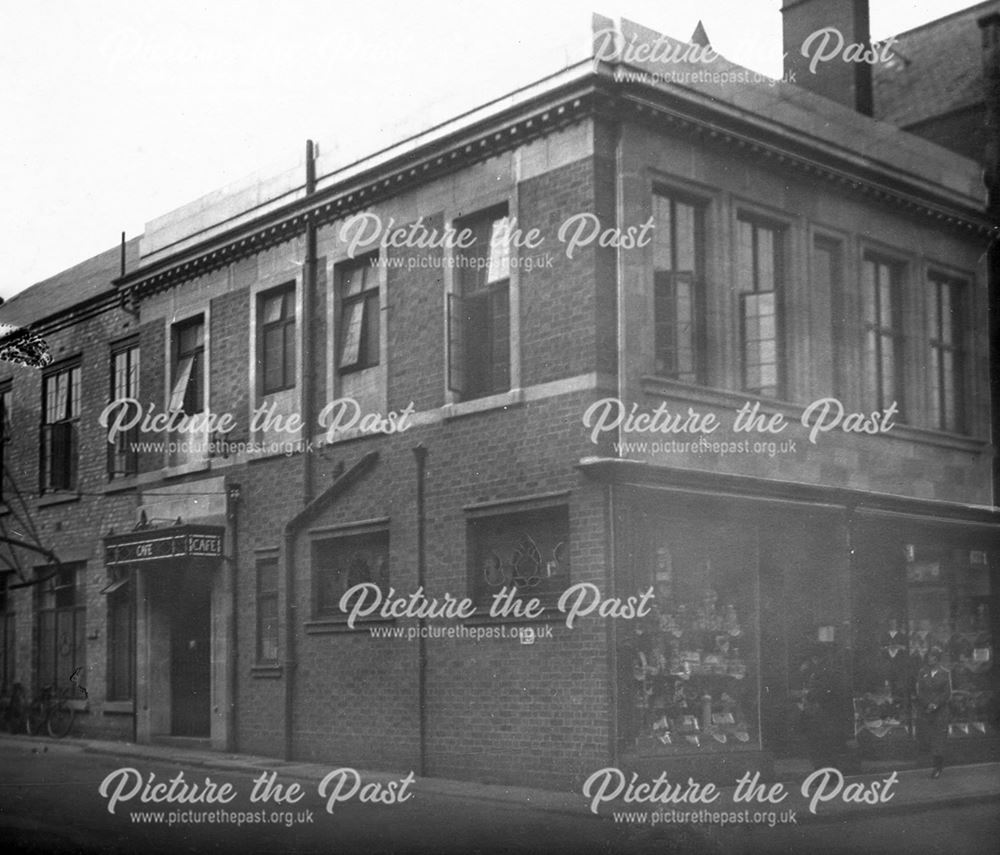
[170, 569, 211, 737]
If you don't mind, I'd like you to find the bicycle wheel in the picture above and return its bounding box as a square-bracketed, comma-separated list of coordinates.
[25, 700, 47, 736]
[47, 699, 75, 738]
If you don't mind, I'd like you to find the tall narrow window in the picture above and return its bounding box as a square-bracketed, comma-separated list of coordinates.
[260, 285, 296, 394]
[927, 273, 965, 433]
[338, 258, 379, 373]
[653, 193, 703, 383]
[40, 362, 81, 493]
[448, 208, 511, 401]
[170, 316, 205, 414]
[256, 556, 279, 662]
[109, 341, 139, 477]
[35, 563, 85, 690]
[104, 567, 133, 700]
[737, 218, 782, 398]
[861, 255, 904, 414]
[0, 382, 10, 502]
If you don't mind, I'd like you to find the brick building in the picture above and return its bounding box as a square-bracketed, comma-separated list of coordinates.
[1, 4, 997, 788]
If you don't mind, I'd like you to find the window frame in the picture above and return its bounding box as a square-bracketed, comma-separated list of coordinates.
[256, 555, 280, 663]
[448, 205, 512, 402]
[861, 252, 905, 416]
[336, 255, 380, 375]
[312, 529, 390, 620]
[170, 315, 206, 415]
[466, 504, 571, 610]
[926, 271, 966, 434]
[108, 338, 140, 478]
[259, 284, 297, 395]
[34, 562, 86, 690]
[735, 215, 784, 400]
[39, 360, 81, 494]
[652, 190, 706, 384]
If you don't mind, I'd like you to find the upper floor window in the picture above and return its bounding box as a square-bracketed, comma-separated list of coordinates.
[861, 254, 904, 414]
[40, 361, 81, 493]
[736, 217, 782, 399]
[170, 316, 205, 414]
[109, 340, 139, 478]
[448, 207, 511, 401]
[652, 193, 703, 383]
[259, 285, 296, 394]
[338, 257, 379, 373]
[313, 530, 389, 619]
[927, 273, 966, 433]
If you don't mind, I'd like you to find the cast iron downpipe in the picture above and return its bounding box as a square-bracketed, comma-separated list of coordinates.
[413, 444, 428, 776]
[284, 139, 318, 761]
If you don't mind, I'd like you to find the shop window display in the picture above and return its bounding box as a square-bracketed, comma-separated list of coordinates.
[853, 543, 996, 752]
[621, 512, 758, 754]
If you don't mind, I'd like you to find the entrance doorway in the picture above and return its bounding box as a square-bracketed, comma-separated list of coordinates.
[169, 568, 211, 737]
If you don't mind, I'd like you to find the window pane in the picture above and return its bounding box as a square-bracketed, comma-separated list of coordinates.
[862, 261, 877, 325]
[926, 280, 940, 341]
[737, 221, 754, 292]
[263, 326, 284, 392]
[757, 227, 775, 292]
[339, 300, 365, 369]
[169, 356, 194, 411]
[470, 507, 569, 606]
[940, 283, 954, 345]
[361, 292, 380, 368]
[283, 322, 296, 387]
[313, 532, 389, 616]
[653, 195, 673, 272]
[341, 263, 368, 298]
[881, 333, 896, 403]
[878, 267, 893, 327]
[262, 293, 284, 325]
[675, 202, 696, 273]
[487, 217, 511, 284]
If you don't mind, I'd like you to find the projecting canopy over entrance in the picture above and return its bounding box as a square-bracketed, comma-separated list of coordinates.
[103, 523, 226, 740]
[104, 524, 224, 568]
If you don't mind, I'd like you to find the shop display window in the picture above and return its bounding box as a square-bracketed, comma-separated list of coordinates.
[853, 540, 996, 750]
[620, 509, 759, 754]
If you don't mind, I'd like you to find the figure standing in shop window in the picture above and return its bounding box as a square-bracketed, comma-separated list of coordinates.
[915, 647, 952, 779]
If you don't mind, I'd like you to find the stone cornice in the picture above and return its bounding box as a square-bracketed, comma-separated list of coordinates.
[118, 69, 992, 301]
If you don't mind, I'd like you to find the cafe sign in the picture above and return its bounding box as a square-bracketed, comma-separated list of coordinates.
[105, 524, 225, 568]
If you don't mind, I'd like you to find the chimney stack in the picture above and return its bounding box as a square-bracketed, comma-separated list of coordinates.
[782, 0, 873, 115]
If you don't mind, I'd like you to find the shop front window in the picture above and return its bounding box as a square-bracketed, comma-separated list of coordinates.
[619, 501, 759, 754]
[853, 533, 996, 753]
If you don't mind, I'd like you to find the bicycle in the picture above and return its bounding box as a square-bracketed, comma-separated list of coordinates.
[26, 684, 76, 738]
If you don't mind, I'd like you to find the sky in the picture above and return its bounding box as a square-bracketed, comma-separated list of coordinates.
[0, 0, 981, 299]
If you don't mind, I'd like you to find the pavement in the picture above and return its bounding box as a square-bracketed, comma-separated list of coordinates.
[2, 731, 998, 824]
